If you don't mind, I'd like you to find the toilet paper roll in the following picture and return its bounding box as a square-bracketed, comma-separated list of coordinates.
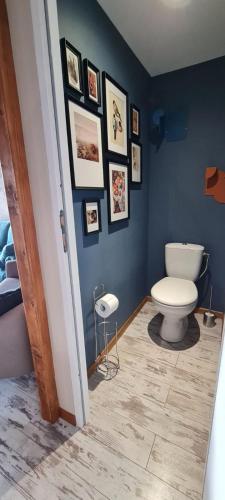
[95, 293, 119, 318]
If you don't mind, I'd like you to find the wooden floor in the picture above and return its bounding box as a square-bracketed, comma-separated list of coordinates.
[0, 302, 222, 499]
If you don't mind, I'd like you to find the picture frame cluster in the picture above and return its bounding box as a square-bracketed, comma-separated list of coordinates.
[60, 37, 142, 234]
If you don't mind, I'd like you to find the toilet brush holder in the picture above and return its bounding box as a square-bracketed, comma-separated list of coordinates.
[203, 311, 216, 328]
[203, 284, 216, 328]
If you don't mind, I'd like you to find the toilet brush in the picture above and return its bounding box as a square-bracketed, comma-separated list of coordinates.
[203, 285, 216, 328]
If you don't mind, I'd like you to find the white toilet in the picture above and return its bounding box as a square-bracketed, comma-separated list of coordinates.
[151, 243, 204, 342]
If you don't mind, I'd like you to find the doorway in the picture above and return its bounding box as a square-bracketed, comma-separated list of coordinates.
[0, 0, 59, 422]
[4, 0, 89, 428]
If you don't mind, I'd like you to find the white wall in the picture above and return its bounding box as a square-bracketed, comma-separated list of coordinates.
[6, 0, 75, 414]
[203, 326, 225, 499]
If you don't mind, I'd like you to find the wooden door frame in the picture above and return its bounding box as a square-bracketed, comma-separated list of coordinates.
[0, 0, 59, 423]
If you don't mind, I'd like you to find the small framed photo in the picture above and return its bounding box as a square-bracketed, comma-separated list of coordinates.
[84, 59, 101, 106]
[130, 104, 140, 138]
[131, 141, 142, 183]
[83, 200, 101, 235]
[66, 97, 104, 189]
[108, 162, 129, 224]
[61, 38, 83, 95]
[103, 72, 128, 159]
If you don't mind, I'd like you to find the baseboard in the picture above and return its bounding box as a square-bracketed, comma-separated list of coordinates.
[194, 306, 224, 320]
[59, 407, 76, 426]
[87, 296, 148, 378]
[147, 294, 224, 319]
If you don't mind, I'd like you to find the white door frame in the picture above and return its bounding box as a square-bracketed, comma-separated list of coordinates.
[28, 0, 89, 427]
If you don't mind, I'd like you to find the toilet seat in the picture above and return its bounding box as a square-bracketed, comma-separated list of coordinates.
[151, 277, 197, 307]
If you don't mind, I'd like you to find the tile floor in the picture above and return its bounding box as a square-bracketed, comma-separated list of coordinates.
[0, 301, 222, 499]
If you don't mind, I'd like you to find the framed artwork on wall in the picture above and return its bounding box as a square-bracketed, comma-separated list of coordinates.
[83, 59, 101, 106]
[107, 162, 129, 223]
[66, 97, 104, 189]
[60, 38, 83, 95]
[130, 104, 140, 138]
[130, 141, 142, 184]
[103, 72, 128, 159]
[83, 199, 101, 234]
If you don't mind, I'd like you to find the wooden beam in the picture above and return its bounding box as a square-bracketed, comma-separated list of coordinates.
[0, 0, 59, 422]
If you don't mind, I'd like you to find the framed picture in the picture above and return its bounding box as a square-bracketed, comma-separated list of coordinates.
[83, 199, 101, 234]
[130, 104, 140, 138]
[61, 38, 83, 95]
[103, 72, 128, 159]
[130, 141, 142, 183]
[108, 162, 129, 223]
[66, 97, 104, 189]
[84, 59, 101, 106]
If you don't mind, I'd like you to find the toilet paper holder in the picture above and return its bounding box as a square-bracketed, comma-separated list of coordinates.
[93, 284, 120, 380]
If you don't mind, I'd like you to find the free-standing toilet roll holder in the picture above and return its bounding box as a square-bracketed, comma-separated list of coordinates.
[93, 284, 120, 380]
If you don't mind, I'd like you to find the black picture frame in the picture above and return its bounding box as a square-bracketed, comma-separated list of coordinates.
[107, 161, 130, 224]
[130, 140, 142, 184]
[130, 104, 140, 139]
[102, 72, 129, 161]
[60, 38, 83, 96]
[83, 59, 101, 107]
[83, 199, 102, 235]
[65, 95, 105, 190]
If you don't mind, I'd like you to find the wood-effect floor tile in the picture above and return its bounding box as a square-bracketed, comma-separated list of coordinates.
[0, 302, 222, 500]
[147, 435, 205, 500]
[84, 401, 155, 467]
[89, 375, 209, 460]
[165, 387, 214, 426]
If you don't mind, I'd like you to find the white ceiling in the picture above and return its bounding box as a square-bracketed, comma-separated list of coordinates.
[97, 0, 225, 76]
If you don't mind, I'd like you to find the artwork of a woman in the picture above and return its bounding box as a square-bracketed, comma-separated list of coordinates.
[112, 100, 123, 141]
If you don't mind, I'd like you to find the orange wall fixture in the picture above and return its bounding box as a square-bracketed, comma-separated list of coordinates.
[205, 167, 225, 203]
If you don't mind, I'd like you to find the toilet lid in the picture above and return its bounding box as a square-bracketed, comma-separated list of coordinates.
[151, 277, 198, 306]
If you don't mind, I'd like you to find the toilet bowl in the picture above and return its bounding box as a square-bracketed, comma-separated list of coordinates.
[151, 277, 198, 342]
[151, 243, 204, 342]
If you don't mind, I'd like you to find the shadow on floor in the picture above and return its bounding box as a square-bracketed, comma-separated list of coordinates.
[148, 313, 200, 351]
[0, 372, 78, 496]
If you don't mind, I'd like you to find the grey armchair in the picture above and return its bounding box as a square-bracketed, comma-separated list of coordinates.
[0, 260, 33, 379]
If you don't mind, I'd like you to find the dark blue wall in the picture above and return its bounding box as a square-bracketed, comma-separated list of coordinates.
[57, 0, 151, 366]
[148, 57, 225, 311]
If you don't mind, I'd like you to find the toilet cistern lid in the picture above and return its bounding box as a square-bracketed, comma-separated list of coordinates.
[151, 277, 198, 306]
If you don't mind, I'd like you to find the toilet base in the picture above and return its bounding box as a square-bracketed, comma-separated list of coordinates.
[160, 315, 188, 342]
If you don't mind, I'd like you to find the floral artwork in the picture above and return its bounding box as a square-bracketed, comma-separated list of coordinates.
[88, 68, 97, 101]
[108, 162, 129, 223]
[84, 59, 101, 106]
[112, 170, 126, 213]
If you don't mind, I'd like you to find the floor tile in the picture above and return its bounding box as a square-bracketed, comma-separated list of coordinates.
[147, 435, 205, 500]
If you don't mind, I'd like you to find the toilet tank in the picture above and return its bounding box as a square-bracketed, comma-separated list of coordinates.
[165, 243, 205, 281]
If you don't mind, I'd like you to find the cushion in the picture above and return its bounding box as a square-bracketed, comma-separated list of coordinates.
[7, 226, 13, 245]
[0, 221, 10, 251]
[0, 289, 22, 317]
[0, 277, 22, 317]
[0, 243, 15, 270]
